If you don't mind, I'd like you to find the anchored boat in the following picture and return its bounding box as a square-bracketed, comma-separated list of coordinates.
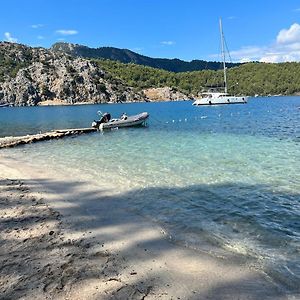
[92, 111, 149, 130]
[193, 92, 247, 106]
[193, 18, 248, 106]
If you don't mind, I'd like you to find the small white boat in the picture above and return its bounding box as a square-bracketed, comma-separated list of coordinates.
[92, 111, 149, 130]
[193, 18, 248, 106]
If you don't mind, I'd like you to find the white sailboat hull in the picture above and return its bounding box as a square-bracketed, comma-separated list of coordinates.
[193, 95, 248, 106]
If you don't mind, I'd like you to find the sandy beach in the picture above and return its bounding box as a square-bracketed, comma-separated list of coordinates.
[0, 154, 292, 300]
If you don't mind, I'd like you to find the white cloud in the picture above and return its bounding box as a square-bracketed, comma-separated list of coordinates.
[277, 23, 300, 44]
[37, 35, 44, 40]
[31, 24, 44, 29]
[161, 41, 175, 46]
[228, 46, 266, 62]
[220, 23, 300, 63]
[56, 29, 78, 35]
[240, 57, 252, 63]
[260, 54, 287, 63]
[4, 32, 18, 43]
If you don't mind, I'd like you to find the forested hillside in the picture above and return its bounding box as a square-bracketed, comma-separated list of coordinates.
[95, 59, 300, 96]
[51, 42, 240, 73]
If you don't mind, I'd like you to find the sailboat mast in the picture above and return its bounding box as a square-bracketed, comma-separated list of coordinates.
[219, 18, 227, 94]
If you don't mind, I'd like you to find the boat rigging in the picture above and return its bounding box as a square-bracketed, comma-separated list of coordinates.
[193, 18, 248, 106]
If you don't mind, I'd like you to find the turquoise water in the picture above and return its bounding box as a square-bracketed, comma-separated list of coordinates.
[1, 97, 299, 293]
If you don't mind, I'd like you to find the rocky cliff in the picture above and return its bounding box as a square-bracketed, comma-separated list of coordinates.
[143, 87, 192, 101]
[0, 42, 146, 106]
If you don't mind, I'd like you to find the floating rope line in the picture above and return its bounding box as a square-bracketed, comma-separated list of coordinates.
[150, 114, 210, 126]
[152, 111, 255, 126]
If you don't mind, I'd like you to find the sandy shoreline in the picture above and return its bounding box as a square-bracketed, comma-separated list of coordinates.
[0, 154, 292, 299]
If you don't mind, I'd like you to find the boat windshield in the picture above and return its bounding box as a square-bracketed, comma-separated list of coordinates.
[201, 92, 228, 98]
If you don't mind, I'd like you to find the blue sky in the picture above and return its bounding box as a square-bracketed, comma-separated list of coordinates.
[1, 0, 300, 62]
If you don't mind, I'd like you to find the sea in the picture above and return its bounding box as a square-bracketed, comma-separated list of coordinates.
[1, 96, 299, 295]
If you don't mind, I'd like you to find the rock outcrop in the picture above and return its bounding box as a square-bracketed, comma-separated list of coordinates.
[0, 42, 146, 106]
[143, 87, 192, 101]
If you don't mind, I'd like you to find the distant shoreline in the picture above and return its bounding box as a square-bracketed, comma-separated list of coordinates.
[1, 94, 299, 108]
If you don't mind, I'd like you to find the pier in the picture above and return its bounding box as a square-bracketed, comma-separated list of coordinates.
[0, 128, 97, 149]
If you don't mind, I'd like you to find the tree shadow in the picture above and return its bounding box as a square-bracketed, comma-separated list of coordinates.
[0, 177, 299, 299]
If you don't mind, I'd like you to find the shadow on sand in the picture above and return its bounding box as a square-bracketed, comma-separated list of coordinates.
[0, 177, 299, 299]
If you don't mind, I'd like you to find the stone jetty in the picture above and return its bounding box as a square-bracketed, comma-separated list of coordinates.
[0, 128, 97, 149]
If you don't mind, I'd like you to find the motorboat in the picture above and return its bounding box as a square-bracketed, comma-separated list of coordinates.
[92, 111, 149, 130]
[193, 18, 248, 106]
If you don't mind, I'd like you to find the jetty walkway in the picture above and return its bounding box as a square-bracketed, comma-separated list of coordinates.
[0, 128, 97, 149]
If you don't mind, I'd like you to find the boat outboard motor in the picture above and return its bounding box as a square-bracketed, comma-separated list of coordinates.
[101, 112, 111, 123]
[92, 112, 111, 128]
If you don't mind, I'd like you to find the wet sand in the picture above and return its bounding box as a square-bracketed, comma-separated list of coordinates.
[0, 154, 291, 299]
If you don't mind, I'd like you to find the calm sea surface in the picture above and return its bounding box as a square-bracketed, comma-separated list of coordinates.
[1, 97, 299, 294]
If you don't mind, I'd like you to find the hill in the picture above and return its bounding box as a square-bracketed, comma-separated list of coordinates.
[95, 58, 300, 97]
[1, 42, 300, 107]
[51, 42, 241, 73]
[0, 42, 146, 106]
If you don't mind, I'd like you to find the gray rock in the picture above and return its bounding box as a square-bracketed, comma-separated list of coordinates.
[0, 42, 146, 106]
[143, 86, 192, 101]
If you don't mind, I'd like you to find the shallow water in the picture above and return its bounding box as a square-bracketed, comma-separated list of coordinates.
[1, 97, 299, 293]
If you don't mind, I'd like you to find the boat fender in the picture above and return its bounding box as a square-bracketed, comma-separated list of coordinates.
[91, 120, 98, 128]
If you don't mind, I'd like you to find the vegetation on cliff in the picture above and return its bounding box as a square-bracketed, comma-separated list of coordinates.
[95, 59, 300, 96]
[51, 42, 240, 73]
[51, 43, 300, 97]
[1, 42, 300, 107]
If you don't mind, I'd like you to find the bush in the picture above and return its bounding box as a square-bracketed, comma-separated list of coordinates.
[97, 83, 107, 93]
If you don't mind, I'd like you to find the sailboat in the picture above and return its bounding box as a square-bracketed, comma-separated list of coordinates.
[193, 19, 248, 106]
